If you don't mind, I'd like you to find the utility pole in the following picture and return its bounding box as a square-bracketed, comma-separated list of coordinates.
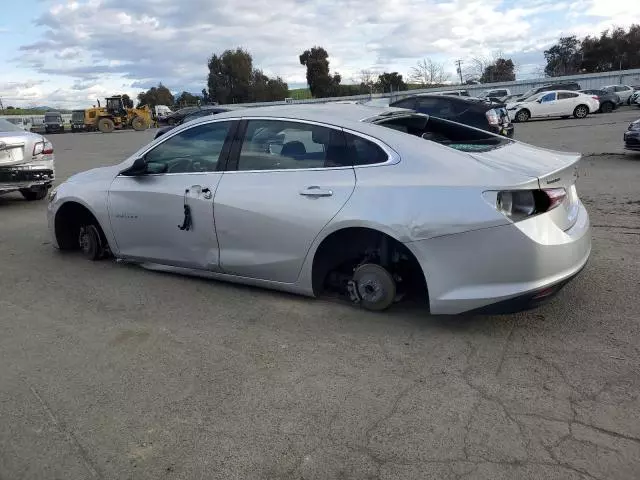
[455, 60, 464, 85]
[0, 97, 4, 115]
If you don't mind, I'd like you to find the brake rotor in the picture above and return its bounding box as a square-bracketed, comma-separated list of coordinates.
[352, 263, 396, 311]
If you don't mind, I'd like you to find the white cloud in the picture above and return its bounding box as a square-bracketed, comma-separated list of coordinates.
[5, 0, 639, 107]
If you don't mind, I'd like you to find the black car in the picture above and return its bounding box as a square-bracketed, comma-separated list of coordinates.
[162, 106, 203, 125]
[154, 106, 233, 139]
[624, 119, 640, 151]
[578, 90, 620, 113]
[390, 95, 514, 137]
[43, 111, 65, 134]
[516, 82, 581, 101]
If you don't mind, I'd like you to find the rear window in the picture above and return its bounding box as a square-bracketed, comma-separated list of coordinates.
[0, 118, 24, 132]
[344, 133, 388, 166]
[370, 113, 511, 153]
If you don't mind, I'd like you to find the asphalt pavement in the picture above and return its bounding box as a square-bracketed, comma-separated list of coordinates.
[1, 108, 639, 479]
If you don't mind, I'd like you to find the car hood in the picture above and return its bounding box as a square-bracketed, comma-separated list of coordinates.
[470, 141, 581, 189]
[66, 165, 121, 183]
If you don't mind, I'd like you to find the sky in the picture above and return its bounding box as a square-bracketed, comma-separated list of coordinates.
[0, 0, 635, 109]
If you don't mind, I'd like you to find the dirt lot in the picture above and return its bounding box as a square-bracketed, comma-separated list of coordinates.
[1, 108, 639, 480]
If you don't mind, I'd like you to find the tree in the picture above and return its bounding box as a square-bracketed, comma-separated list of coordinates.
[377, 72, 407, 93]
[409, 58, 450, 86]
[137, 83, 174, 108]
[299, 46, 341, 98]
[6, 106, 14, 110]
[207, 48, 253, 104]
[206, 48, 289, 104]
[480, 58, 516, 83]
[175, 91, 201, 107]
[121, 94, 133, 108]
[543, 36, 582, 77]
[580, 25, 640, 73]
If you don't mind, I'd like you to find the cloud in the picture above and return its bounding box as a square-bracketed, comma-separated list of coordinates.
[7, 0, 639, 107]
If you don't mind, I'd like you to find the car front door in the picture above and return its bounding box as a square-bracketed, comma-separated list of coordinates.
[534, 92, 558, 117]
[108, 120, 236, 270]
[213, 119, 356, 283]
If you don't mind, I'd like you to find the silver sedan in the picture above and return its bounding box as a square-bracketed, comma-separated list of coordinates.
[47, 104, 590, 314]
[1, 118, 56, 200]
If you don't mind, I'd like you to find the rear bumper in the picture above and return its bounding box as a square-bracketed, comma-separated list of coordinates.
[0, 163, 55, 193]
[406, 202, 591, 315]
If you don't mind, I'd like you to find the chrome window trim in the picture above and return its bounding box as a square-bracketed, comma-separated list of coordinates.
[117, 118, 238, 177]
[120, 115, 400, 177]
[225, 116, 399, 174]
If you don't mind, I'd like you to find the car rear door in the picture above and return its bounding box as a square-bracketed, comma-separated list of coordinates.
[108, 120, 236, 270]
[213, 118, 356, 283]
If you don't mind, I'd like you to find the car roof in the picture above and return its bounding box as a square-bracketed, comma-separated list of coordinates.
[207, 104, 411, 124]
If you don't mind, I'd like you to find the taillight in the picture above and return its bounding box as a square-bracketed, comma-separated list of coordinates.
[494, 188, 566, 221]
[485, 109, 499, 126]
[33, 140, 54, 156]
[591, 95, 599, 101]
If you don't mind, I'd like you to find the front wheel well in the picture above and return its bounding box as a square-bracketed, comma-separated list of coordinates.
[54, 201, 107, 250]
[311, 227, 428, 304]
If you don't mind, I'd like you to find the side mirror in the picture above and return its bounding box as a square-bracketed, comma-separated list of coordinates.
[119, 157, 147, 176]
[537, 99, 543, 103]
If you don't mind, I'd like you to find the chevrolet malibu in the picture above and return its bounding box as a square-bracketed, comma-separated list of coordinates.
[47, 105, 591, 314]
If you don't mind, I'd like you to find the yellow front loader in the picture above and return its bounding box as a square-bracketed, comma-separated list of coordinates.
[84, 96, 153, 133]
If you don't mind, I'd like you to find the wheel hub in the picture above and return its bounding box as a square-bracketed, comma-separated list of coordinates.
[357, 276, 384, 303]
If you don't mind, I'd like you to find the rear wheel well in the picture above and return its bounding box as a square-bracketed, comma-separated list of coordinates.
[54, 201, 107, 250]
[311, 227, 428, 304]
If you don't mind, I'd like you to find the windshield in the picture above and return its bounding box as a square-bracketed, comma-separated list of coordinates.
[0, 118, 25, 132]
[45, 114, 61, 122]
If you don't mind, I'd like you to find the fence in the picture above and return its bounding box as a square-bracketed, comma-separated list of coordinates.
[2, 69, 639, 125]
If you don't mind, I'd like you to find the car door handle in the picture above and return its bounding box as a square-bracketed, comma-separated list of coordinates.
[299, 186, 333, 197]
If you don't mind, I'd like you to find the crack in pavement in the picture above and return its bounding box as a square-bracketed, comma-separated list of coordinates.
[28, 385, 102, 479]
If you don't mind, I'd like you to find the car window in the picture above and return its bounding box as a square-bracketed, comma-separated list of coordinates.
[237, 120, 349, 171]
[415, 98, 459, 118]
[344, 133, 388, 166]
[540, 92, 556, 103]
[615, 86, 629, 92]
[144, 121, 231, 173]
[392, 98, 416, 109]
[558, 92, 578, 100]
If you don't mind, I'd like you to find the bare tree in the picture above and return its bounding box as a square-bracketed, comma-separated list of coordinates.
[352, 69, 377, 93]
[409, 58, 450, 85]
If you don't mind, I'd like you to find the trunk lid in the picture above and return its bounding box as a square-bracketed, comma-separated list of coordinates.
[0, 132, 27, 167]
[469, 142, 580, 190]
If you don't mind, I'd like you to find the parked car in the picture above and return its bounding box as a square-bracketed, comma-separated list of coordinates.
[390, 94, 513, 137]
[602, 85, 635, 105]
[578, 89, 620, 113]
[478, 88, 511, 102]
[0, 118, 55, 200]
[629, 90, 640, 106]
[70, 110, 86, 132]
[516, 82, 581, 101]
[47, 104, 590, 314]
[507, 90, 599, 122]
[154, 106, 236, 139]
[162, 106, 202, 125]
[431, 89, 470, 97]
[43, 111, 65, 134]
[623, 118, 640, 151]
[3, 117, 31, 131]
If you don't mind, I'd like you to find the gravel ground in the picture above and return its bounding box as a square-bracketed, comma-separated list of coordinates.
[1, 108, 639, 480]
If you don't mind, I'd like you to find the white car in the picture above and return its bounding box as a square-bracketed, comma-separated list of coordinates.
[507, 90, 599, 122]
[602, 85, 635, 105]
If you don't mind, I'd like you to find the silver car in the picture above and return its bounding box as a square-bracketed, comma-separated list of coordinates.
[47, 104, 591, 314]
[1, 118, 55, 200]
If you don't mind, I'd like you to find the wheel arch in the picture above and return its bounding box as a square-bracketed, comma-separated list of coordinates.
[53, 199, 109, 251]
[306, 223, 429, 302]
